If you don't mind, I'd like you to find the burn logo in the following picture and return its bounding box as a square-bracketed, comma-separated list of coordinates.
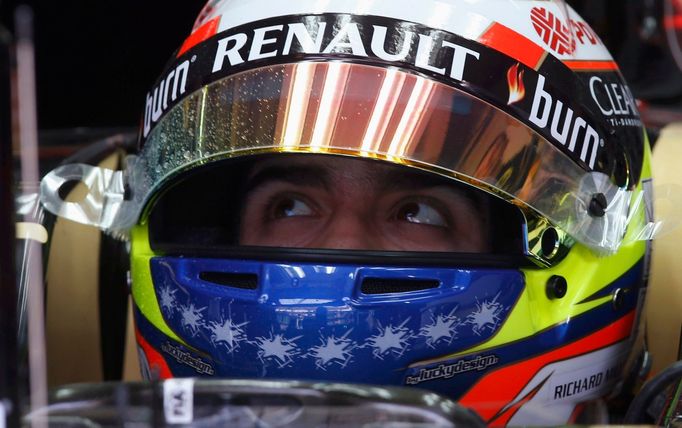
[529, 74, 602, 169]
[507, 63, 526, 105]
[143, 59, 191, 138]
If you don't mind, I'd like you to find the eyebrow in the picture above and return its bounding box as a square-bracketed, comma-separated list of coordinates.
[243, 165, 332, 193]
[243, 162, 458, 195]
[377, 168, 449, 192]
[380, 169, 488, 211]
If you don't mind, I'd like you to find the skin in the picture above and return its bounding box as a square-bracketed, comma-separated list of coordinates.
[239, 156, 491, 253]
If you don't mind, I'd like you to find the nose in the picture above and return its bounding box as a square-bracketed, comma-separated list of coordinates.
[315, 212, 379, 250]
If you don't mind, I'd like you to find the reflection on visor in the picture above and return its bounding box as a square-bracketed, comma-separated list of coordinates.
[41, 62, 652, 253]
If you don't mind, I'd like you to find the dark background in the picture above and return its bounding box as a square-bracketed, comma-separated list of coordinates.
[0, 1, 204, 131]
[0, 0, 681, 133]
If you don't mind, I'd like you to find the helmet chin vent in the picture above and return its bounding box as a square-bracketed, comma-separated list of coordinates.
[361, 278, 439, 295]
[199, 272, 258, 290]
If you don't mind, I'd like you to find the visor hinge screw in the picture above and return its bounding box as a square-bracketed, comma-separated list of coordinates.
[588, 193, 608, 217]
[126, 270, 132, 294]
[612, 288, 627, 310]
[546, 275, 567, 299]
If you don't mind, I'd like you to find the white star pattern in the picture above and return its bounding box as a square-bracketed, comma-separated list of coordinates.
[420, 308, 461, 348]
[179, 303, 206, 337]
[307, 330, 356, 370]
[164, 289, 509, 368]
[466, 293, 504, 336]
[254, 332, 302, 368]
[207, 317, 249, 353]
[158, 285, 177, 314]
[365, 318, 413, 360]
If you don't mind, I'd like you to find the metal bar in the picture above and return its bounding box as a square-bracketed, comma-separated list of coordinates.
[0, 12, 19, 428]
[14, 4, 48, 420]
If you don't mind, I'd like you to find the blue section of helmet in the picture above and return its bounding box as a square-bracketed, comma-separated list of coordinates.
[145, 257, 525, 385]
[136, 257, 644, 399]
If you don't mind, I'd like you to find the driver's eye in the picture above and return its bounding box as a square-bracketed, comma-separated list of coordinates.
[393, 200, 448, 227]
[270, 195, 315, 219]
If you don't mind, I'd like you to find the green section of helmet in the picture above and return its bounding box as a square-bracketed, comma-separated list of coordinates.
[130, 224, 185, 345]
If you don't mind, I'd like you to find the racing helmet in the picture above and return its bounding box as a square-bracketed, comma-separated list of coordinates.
[40, 0, 657, 425]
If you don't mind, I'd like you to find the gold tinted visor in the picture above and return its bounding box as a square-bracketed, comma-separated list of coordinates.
[42, 62, 644, 252]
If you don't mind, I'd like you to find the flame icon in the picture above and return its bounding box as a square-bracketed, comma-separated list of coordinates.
[507, 63, 525, 105]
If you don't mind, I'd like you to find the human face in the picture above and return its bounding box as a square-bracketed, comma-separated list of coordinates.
[239, 156, 491, 252]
